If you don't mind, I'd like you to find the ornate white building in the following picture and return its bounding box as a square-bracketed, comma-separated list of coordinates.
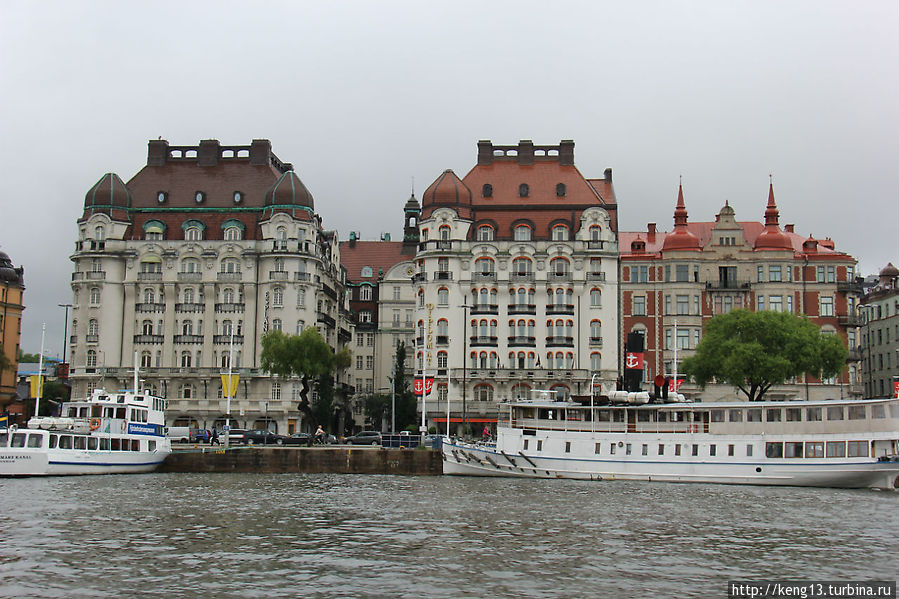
[68, 139, 353, 434]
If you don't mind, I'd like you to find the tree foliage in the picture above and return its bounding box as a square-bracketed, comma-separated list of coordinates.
[681, 309, 848, 401]
[260, 328, 337, 426]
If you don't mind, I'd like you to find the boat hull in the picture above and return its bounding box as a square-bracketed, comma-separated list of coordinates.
[0, 447, 169, 476]
[442, 441, 899, 489]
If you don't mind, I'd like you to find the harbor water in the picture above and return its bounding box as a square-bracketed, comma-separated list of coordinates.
[1, 473, 896, 598]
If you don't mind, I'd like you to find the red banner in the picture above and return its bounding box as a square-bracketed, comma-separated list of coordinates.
[668, 377, 685, 392]
[624, 352, 644, 371]
[414, 378, 434, 395]
[894, 379, 899, 399]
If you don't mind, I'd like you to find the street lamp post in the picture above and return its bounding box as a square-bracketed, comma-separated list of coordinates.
[58, 303, 72, 365]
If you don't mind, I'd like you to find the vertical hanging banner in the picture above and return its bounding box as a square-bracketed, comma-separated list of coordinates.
[221, 374, 240, 397]
[414, 378, 434, 396]
[30, 375, 44, 398]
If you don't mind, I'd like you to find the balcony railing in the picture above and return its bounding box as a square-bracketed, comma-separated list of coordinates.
[470, 336, 498, 346]
[213, 335, 244, 344]
[705, 280, 750, 290]
[508, 304, 536, 315]
[217, 272, 242, 281]
[215, 303, 245, 312]
[269, 271, 289, 280]
[546, 304, 575, 315]
[586, 272, 606, 282]
[472, 271, 496, 281]
[434, 271, 453, 281]
[173, 335, 204, 344]
[509, 272, 534, 282]
[175, 303, 205, 313]
[87, 271, 106, 280]
[317, 312, 336, 328]
[137, 272, 163, 281]
[839, 314, 862, 327]
[294, 272, 311, 282]
[586, 240, 606, 250]
[436, 335, 449, 345]
[133, 334, 165, 344]
[546, 336, 575, 347]
[412, 272, 427, 283]
[589, 336, 603, 347]
[507, 336, 536, 347]
[470, 304, 499, 315]
[177, 272, 203, 282]
[547, 271, 571, 282]
[85, 334, 99, 343]
[135, 303, 166, 312]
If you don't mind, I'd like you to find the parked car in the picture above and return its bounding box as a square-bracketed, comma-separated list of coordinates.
[166, 426, 191, 443]
[345, 431, 382, 446]
[190, 428, 211, 443]
[283, 432, 314, 446]
[244, 430, 284, 445]
[223, 428, 249, 444]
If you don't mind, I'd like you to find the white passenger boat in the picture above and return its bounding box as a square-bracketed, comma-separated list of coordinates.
[442, 390, 899, 489]
[0, 388, 171, 476]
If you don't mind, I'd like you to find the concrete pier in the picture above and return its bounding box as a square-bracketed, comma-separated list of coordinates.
[158, 446, 443, 475]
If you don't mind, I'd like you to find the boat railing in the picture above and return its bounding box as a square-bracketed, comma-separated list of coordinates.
[509, 418, 708, 434]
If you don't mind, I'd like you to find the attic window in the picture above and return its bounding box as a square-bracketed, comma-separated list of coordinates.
[233, 191, 243, 204]
[361, 266, 373, 278]
[482, 184, 493, 198]
[519, 184, 529, 198]
[556, 183, 566, 197]
[156, 191, 167, 204]
[195, 191, 205, 204]
[631, 240, 646, 252]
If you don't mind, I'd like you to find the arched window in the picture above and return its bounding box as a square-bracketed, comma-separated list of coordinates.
[514, 225, 532, 241]
[550, 258, 569, 275]
[183, 287, 195, 303]
[182, 320, 193, 335]
[273, 258, 285, 273]
[142, 320, 153, 335]
[89, 287, 101, 305]
[86, 349, 97, 368]
[527, 352, 536, 368]
[551, 385, 570, 400]
[222, 320, 233, 336]
[590, 288, 602, 307]
[439, 225, 451, 241]
[222, 288, 235, 303]
[474, 384, 493, 402]
[489, 352, 498, 368]
[417, 289, 425, 308]
[475, 258, 495, 274]
[590, 225, 602, 241]
[512, 257, 532, 275]
[590, 320, 602, 340]
[437, 319, 448, 336]
[438, 287, 449, 306]
[479, 351, 488, 368]
[477, 225, 494, 241]
[276, 226, 288, 250]
[511, 383, 531, 399]
[360, 286, 372, 301]
[185, 227, 203, 241]
[182, 258, 200, 273]
[552, 225, 569, 241]
[482, 184, 493, 198]
[556, 183, 567, 197]
[272, 287, 284, 307]
[94, 226, 105, 240]
[437, 351, 448, 368]
[591, 352, 602, 371]
[221, 259, 240, 273]
[181, 351, 192, 367]
[140, 352, 152, 368]
[143, 288, 155, 304]
[224, 226, 242, 241]
[518, 183, 529, 198]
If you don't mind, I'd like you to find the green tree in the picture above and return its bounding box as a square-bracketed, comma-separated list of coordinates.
[260, 328, 336, 426]
[363, 393, 391, 429]
[391, 342, 418, 431]
[18, 350, 41, 363]
[681, 309, 848, 401]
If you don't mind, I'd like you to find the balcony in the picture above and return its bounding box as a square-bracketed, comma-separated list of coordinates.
[472, 271, 496, 281]
[87, 271, 106, 280]
[839, 314, 862, 327]
[706, 280, 750, 290]
[470, 304, 499, 315]
[133, 334, 165, 344]
[177, 272, 203, 282]
[317, 312, 336, 328]
[135, 302, 166, 312]
[434, 271, 453, 281]
[294, 272, 311, 282]
[508, 304, 537, 315]
[322, 284, 337, 300]
[586, 272, 606, 282]
[215, 302, 245, 312]
[509, 272, 534, 282]
[586, 240, 606, 250]
[85, 334, 99, 343]
[412, 272, 427, 283]
[176, 303, 205, 313]
[589, 336, 603, 347]
[507, 336, 536, 347]
[546, 336, 574, 347]
[71, 272, 85, 281]
[173, 335, 204, 344]
[217, 272, 242, 282]
[436, 335, 449, 345]
[137, 272, 163, 282]
[213, 335, 244, 344]
[547, 271, 571, 282]
[269, 271, 289, 281]
[837, 280, 864, 294]
[546, 304, 575, 315]
[338, 328, 352, 343]
[847, 348, 861, 361]
[470, 336, 498, 346]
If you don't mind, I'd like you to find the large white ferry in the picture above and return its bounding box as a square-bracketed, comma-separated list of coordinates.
[442, 390, 899, 489]
[0, 389, 171, 476]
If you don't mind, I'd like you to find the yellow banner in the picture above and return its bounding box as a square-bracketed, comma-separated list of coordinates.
[221, 374, 239, 397]
[30, 375, 44, 398]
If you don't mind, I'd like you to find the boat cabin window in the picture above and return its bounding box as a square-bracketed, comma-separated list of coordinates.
[709, 444, 717, 456]
[807, 407, 822, 421]
[826, 441, 845, 457]
[565, 442, 571, 453]
[674, 444, 681, 456]
[116, 408, 126, 419]
[523, 439, 529, 450]
[91, 405, 102, 418]
[871, 405, 886, 419]
[670, 412, 686, 423]
[594, 442, 601, 455]
[637, 411, 651, 422]
[48, 434, 57, 449]
[103, 407, 115, 418]
[536, 440, 543, 451]
[710, 410, 724, 423]
[656, 412, 667, 422]
[747, 409, 762, 422]
[149, 440, 156, 452]
[65, 407, 76, 418]
[847, 441, 868, 457]
[88, 437, 99, 450]
[609, 443, 616, 455]
[59, 436, 73, 449]
[74, 436, 86, 450]
[111, 439, 121, 451]
[784, 442, 803, 458]
[746, 444, 753, 457]
[10, 433, 26, 448]
[727, 444, 735, 456]
[766, 409, 782, 422]
[596, 410, 610, 422]
[848, 406, 867, 420]
[786, 408, 802, 422]
[805, 442, 824, 458]
[98, 395, 109, 402]
[827, 407, 844, 421]
[765, 442, 783, 458]
[27, 434, 43, 448]
[100, 438, 110, 450]
[625, 443, 632, 455]
[117, 395, 126, 403]
[79, 407, 89, 418]
[691, 444, 699, 456]
[612, 411, 624, 423]
[658, 444, 665, 455]
[728, 409, 743, 422]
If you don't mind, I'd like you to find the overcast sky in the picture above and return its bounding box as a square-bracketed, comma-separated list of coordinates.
[2, 0, 897, 355]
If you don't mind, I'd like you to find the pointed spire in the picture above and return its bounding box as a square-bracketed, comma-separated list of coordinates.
[662, 180, 701, 251]
[673, 181, 688, 227]
[764, 175, 779, 227]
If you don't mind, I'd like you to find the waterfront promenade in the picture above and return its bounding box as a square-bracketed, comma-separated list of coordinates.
[159, 445, 443, 475]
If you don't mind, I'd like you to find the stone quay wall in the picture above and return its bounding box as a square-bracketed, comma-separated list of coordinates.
[159, 446, 443, 475]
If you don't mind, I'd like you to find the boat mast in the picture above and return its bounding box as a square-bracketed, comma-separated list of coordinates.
[133, 350, 139, 393]
[34, 323, 46, 418]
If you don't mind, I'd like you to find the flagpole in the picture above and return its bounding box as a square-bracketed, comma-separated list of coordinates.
[673, 319, 678, 396]
[35, 323, 46, 418]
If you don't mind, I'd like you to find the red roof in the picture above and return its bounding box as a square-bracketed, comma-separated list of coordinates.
[339, 241, 409, 282]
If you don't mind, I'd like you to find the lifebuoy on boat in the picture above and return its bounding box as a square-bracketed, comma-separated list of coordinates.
[89, 418, 101, 431]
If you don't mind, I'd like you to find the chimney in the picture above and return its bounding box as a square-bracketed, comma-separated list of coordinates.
[250, 139, 273, 166]
[198, 139, 220, 167]
[647, 223, 656, 243]
[147, 139, 169, 166]
[518, 140, 535, 166]
[477, 140, 494, 165]
[559, 140, 575, 166]
[604, 167, 613, 183]
[784, 224, 794, 233]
